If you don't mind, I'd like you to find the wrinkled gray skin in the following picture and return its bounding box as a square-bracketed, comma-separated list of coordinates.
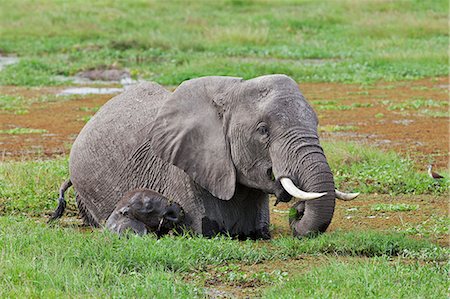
[70, 74, 335, 239]
[106, 189, 184, 236]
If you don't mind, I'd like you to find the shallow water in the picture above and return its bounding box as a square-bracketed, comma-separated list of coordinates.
[58, 87, 124, 95]
[0, 55, 19, 71]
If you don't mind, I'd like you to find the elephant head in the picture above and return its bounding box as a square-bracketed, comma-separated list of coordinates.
[150, 74, 357, 237]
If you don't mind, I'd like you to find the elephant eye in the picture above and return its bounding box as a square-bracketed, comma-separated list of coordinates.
[257, 122, 269, 137]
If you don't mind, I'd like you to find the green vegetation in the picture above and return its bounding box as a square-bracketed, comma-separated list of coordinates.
[0, 217, 447, 297]
[0, 0, 447, 86]
[399, 216, 450, 240]
[419, 109, 448, 118]
[371, 203, 419, 212]
[0, 146, 448, 296]
[0, 93, 81, 114]
[0, 95, 29, 114]
[0, 158, 72, 215]
[386, 98, 448, 111]
[0, 127, 48, 135]
[78, 115, 93, 123]
[264, 258, 448, 298]
[79, 106, 100, 112]
[323, 141, 449, 195]
[320, 125, 358, 132]
[312, 100, 373, 111]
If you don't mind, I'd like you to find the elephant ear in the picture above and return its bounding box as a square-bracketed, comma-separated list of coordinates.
[150, 77, 241, 200]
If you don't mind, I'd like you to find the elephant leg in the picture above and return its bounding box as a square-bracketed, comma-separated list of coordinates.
[253, 192, 270, 240]
[76, 194, 100, 227]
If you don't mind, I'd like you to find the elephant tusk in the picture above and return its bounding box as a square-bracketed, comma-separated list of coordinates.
[280, 178, 327, 200]
[335, 189, 360, 201]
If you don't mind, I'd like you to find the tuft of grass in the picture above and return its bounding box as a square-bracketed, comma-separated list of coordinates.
[351, 102, 373, 108]
[271, 230, 448, 261]
[78, 115, 93, 123]
[0, 158, 71, 216]
[263, 258, 449, 299]
[0, 127, 48, 135]
[374, 112, 384, 118]
[386, 98, 448, 111]
[397, 216, 450, 240]
[79, 106, 100, 112]
[419, 109, 448, 118]
[0, 95, 29, 114]
[320, 125, 358, 132]
[371, 203, 419, 212]
[0, 93, 82, 115]
[313, 100, 353, 111]
[323, 141, 449, 195]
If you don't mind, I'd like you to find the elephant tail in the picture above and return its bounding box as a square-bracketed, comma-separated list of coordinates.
[48, 179, 73, 222]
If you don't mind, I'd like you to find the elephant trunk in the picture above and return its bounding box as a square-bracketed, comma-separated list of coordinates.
[271, 133, 336, 237]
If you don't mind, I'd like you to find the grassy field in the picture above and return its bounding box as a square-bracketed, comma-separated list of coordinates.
[1, 217, 448, 298]
[0, 0, 449, 298]
[0, 142, 448, 297]
[0, 0, 447, 86]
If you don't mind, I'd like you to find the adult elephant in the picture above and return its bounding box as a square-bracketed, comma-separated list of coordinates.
[64, 75, 358, 239]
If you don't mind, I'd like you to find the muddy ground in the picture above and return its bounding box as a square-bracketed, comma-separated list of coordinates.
[1, 77, 448, 168]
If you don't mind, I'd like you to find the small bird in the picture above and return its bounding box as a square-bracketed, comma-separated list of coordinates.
[427, 164, 444, 179]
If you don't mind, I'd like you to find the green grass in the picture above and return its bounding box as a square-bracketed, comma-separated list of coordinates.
[79, 106, 100, 112]
[0, 127, 48, 135]
[0, 94, 81, 115]
[271, 230, 447, 261]
[263, 258, 449, 299]
[386, 98, 448, 111]
[419, 109, 449, 118]
[0, 0, 447, 86]
[323, 141, 449, 195]
[398, 216, 450, 240]
[0, 217, 447, 298]
[320, 125, 358, 132]
[371, 203, 419, 212]
[0, 217, 202, 298]
[312, 101, 373, 111]
[0, 95, 29, 114]
[0, 158, 71, 216]
[1, 152, 448, 297]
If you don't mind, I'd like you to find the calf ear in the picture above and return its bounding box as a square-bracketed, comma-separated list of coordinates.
[150, 77, 241, 200]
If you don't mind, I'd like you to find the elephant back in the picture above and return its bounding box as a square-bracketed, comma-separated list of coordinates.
[69, 82, 170, 224]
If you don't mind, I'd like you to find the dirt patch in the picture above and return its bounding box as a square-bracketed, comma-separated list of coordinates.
[0, 87, 111, 159]
[1, 77, 448, 168]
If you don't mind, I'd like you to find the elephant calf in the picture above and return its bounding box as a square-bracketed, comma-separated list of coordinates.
[106, 189, 184, 237]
